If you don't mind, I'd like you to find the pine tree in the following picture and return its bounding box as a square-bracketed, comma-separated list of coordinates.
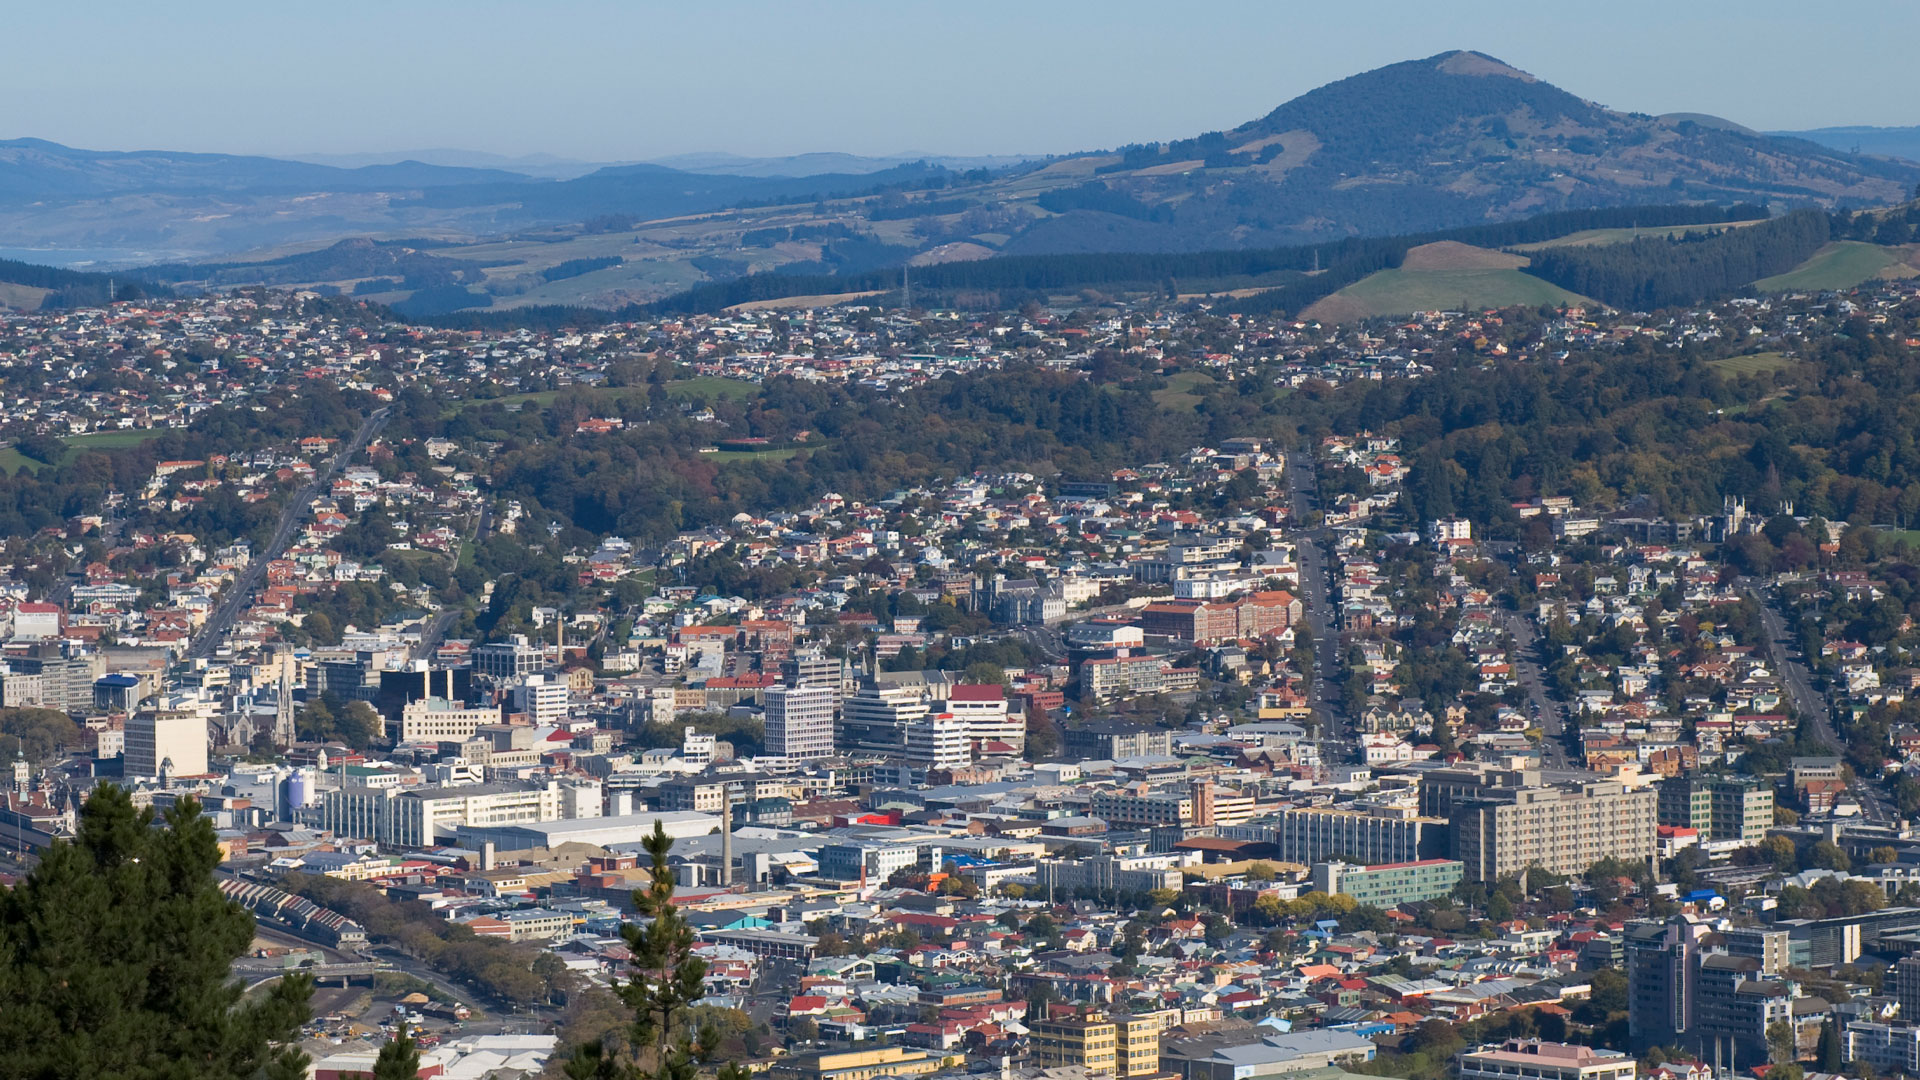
[373, 1024, 422, 1080]
[266, 1044, 314, 1080]
[621, 821, 721, 1080]
[0, 784, 311, 1079]
[563, 820, 725, 1080]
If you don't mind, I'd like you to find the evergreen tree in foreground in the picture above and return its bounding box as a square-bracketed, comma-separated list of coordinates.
[564, 821, 751, 1080]
[0, 784, 311, 1079]
[373, 1024, 422, 1080]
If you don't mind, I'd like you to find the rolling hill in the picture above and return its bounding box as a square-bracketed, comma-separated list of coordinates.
[8, 50, 1920, 312]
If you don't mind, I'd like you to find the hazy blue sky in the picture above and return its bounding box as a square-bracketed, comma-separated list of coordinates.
[10, 0, 1918, 160]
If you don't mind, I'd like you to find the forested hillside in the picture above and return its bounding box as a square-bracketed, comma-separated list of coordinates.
[1521, 210, 1832, 308]
[1304, 301, 1920, 539]
[417, 367, 1267, 542]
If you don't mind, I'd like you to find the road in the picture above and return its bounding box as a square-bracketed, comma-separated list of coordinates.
[1751, 586, 1896, 824]
[1286, 456, 1349, 764]
[189, 408, 391, 659]
[1504, 610, 1573, 768]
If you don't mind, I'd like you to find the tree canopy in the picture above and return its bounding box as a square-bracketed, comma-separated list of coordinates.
[0, 785, 310, 1079]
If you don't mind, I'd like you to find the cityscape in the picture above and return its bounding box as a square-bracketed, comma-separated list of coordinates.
[8, 7, 1920, 1080]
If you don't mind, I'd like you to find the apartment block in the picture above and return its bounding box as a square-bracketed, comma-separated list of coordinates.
[1450, 779, 1657, 881]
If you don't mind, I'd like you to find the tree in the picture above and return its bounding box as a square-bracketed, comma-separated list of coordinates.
[1245, 861, 1277, 882]
[0, 784, 312, 1078]
[374, 1024, 423, 1080]
[1767, 1019, 1797, 1064]
[563, 820, 725, 1080]
[1818, 1017, 1843, 1073]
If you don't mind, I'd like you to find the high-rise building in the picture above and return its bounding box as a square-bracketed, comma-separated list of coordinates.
[1625, 915, 1711, 1053]
[765, 685, 835, 759]
[125, 710, 208, 779]
[1658, 776, 1772, 845]
[1896, 952, 1920, 1021]
[902, 712, 971, 770]
[1722, 926, 1791, 977]
[1451, 778, 1657, 881]
[1693, 954, 1791, 1064]
[838, 684, 927, 755]
[512, 673, 569, 727]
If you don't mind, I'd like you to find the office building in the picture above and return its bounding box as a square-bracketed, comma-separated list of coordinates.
[902, 713, 971, 769]
[395, 698, 501, 742]
[1692, 954, 1791, 1064]
[1457, 1041, 1635, 1080]
[512, 673, 569, 726]
[838, 684, 926, 755]
[1036, 853, 1186, 896]
[125, 710, 208, 779]
[1310, 858, 1464, 907]
[819, 840, 923, 883]
[782, 650, 844, 704]
[472, 635, 545, 680]
[1846, 1021, 1920, 1076]
[945, 683, 1022, 753]
[1030, 1015, 1118, 1076]
[766, 685, 835, 759]
[318, 779, 571, 847]
[1064, 722, 1175, 761]
[1091, 787, 1194, 827]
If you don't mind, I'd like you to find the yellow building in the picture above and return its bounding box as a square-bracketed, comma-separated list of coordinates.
[1114, 1014, 1163, 1079]
[1031, 1015, 1119, 1077]
[777, 1046, 943, 1080]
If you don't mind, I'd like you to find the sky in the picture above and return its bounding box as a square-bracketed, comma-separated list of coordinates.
[8, 0, 1920, 162]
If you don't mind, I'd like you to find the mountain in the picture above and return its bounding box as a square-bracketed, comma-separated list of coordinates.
[649, 151, 1039, 178]
[1772, 125, 1920, 165]
[10, 50, 1920, 306]
[997, 51, 1920, 253]
[0, 138, 533, 202]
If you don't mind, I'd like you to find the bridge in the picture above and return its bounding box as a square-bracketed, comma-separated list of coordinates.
[244, 961, 390, 989]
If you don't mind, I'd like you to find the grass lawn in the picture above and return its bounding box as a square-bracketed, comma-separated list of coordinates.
[1307, 267, 1589, 321]
[1753, 241, 1909, 293]
[0, 428, 167, 473]
[1708, 352, 1792, 377]
[1152, 371, 1217, 412]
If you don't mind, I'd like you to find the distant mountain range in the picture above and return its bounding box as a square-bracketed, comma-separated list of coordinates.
[1770, 126, 1920, 167]
[2, 50, 1918, 309]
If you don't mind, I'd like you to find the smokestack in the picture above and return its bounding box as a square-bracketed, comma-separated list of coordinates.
[721, 785, 734, 887]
